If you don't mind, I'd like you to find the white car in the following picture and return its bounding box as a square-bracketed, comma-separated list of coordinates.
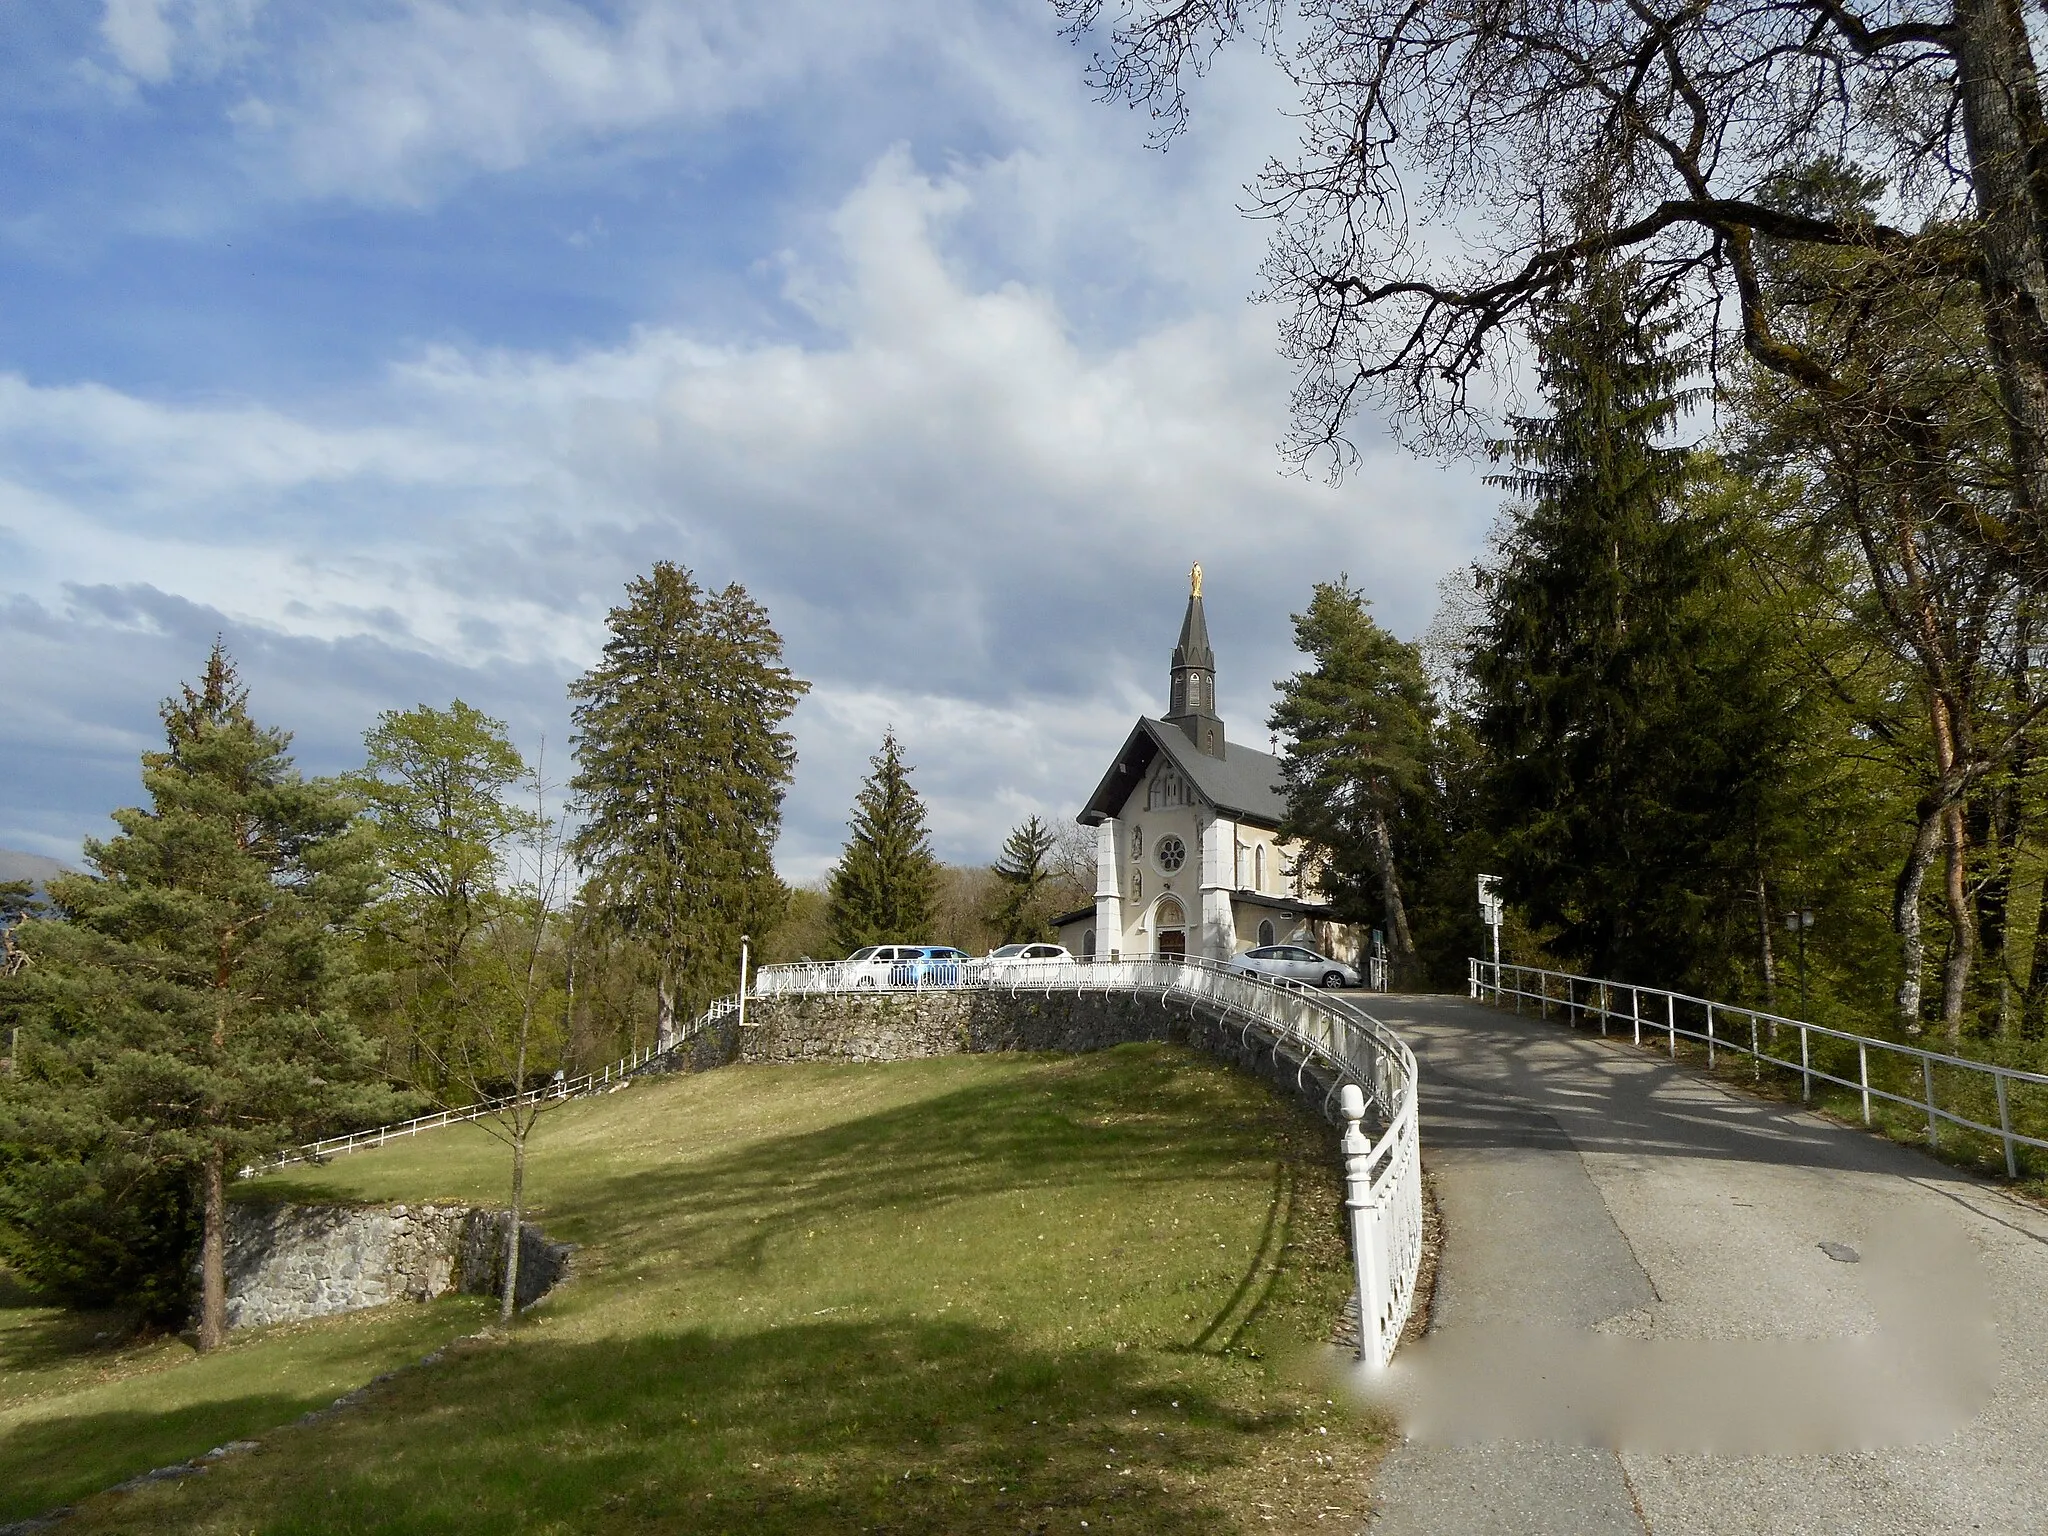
[980, 942, 1073, 983]
[838, 944, 970, 988]
[1236, 944, 1360, 989]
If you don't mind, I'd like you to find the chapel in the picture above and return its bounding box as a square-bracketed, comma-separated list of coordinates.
[1052, 568, 1366, 967]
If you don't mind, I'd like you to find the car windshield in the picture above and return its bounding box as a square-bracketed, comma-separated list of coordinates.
[847, 947, 879, 961]
[990, 944, 1027, 957]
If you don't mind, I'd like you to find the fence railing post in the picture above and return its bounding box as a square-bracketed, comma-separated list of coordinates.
[1631, 986, 1641, 1046]
[1995, 1073, 2017, 1179]
[1799, 1024, 1810, 1102]
[1749, 1014, 1759, 1080]
[1859, 1041, 1871, 1124]
[1706, 1002, 1716, 1069]
[1923, 1057, 1939, 1150]
[1666, 992, 1676, 1056]
[1339, 1083, 1383, 1368]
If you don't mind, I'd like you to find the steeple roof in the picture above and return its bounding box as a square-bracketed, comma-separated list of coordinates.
[1172, 586, 1213, 672]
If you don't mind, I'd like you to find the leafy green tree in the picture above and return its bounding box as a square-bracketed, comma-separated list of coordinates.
[827, 731, 939, 952]
[0, 644, 401, 1343]
[987, 816, 1060, 944]
[1270, 580, 1433, 982]
[352, 701, 534, 1092]
[1471, 262, 1799, 984]
[570, 564, 807, 1044]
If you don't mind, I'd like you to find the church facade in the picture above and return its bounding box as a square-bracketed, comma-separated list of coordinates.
[1052, 571, 1367, 968]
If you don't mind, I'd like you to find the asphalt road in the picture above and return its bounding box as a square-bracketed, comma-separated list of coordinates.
[1338, 993, 2048, 1536]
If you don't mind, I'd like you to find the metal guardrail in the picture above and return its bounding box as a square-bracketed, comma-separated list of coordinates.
[1469, 957, 2048, 1179]
[257, 995, 744, 1172]
[755, 952, 1422, 1368]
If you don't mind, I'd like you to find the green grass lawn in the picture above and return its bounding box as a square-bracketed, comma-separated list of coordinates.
[10, 1043, 1384, 1533]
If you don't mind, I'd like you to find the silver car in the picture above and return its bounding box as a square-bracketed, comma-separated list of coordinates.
[1237, 944, 1360, 988]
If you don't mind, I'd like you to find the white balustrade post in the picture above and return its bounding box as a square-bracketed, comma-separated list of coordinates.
[1339, 1083, 1383, 1367]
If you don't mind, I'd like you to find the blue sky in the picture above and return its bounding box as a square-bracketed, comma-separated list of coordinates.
[1, 0, 1494, 879]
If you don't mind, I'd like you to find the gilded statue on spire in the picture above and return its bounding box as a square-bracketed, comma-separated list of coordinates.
[1190, 562, 1203, 599]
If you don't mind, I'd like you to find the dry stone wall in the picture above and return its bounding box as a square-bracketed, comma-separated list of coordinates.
[221, 1202, 571, 1330]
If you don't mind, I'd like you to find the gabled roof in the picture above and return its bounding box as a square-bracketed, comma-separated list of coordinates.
[1078, 717, 1290, 829]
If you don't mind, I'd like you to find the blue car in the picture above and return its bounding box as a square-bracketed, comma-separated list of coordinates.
[888, 945, 971, 988]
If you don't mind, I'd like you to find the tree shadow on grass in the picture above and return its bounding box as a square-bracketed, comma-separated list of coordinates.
[69, 1316, 1343, 1536]
[563, 1045, 1339, 1284]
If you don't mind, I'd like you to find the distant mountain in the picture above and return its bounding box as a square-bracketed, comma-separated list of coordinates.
[0, 848, 76, 892]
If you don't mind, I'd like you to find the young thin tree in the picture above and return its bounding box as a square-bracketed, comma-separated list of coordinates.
[433, 752, 572, 1324]
[1270, 580, 1432, 982]
[570, 565, 808, 1047]
[987, 816, 1060, 944]
[0, 644, 399, 1344]
[827, 731, 940, 952]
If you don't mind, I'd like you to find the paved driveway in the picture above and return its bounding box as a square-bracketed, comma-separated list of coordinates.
[1340, 993, 2048, 1535]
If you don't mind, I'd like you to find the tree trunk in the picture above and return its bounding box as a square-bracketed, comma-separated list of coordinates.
[1755, 866, 1777, 1009]
[1939, 802, 1978, 1043]
[1895, 804, 1943, 1028]
[1954, 0, 2048, 569]
[655, 973, 676, 1053]
[1366, 806, 1417, 977]
[501, 1126, 525, 1324]
[198, 1147, 227, 1352]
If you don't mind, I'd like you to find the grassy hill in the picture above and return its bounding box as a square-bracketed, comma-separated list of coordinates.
[4, 1044, 1385, 1533]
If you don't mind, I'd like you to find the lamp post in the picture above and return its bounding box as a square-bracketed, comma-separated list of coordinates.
[738, 934, 751, 1028]
[1783, 908, 1815, 1015]
[1477, 875, 1504, 978]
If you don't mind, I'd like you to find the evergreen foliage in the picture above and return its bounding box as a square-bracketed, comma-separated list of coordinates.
[0, 643, 402, 1338]
[1269, 581, 1434, 979]
[569, 564, 808, 1041]
[988, 816, 1060, 944]
[827, 731, 939, 952]
[1469, 264, 1800, 982]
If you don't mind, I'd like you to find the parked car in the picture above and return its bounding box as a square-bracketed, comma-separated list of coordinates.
[1236, 944, 1360, 989]
[839, 944, 971, 988]
[982, 942, 1072, 983]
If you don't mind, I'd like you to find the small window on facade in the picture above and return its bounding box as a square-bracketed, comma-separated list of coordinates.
[1083, 928, 1096, 959]
[1254, 844, 1266, 890]
[1258, 918, 1275, 946]
[1156, 835, 1186, 873]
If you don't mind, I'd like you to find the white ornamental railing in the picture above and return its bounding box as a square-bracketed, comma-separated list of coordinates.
[1469, 957, 2048, 1179]
[755, 952, 1422, 1369]
[256, 995, 744, 1172]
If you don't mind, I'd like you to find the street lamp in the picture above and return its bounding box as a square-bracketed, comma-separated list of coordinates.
[1783, 907, 1816, 1015]
[1477, 875, 1504, 976]
[738, 934, 752, 1028]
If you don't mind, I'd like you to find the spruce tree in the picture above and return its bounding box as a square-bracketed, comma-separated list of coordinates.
[1470, 261, 1792, 981]
[988, 815, 1059, 944]
[0, 644, 399, 1341]
[570, 565, 807, 1043]
[827, 731, 939, 952]
[1270, 580, 1434, 981]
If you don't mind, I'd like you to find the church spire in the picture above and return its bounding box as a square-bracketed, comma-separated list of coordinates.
[1164, 563, 1225, 757]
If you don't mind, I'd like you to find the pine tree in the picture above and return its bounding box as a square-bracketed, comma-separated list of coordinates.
[988, 815, 1059, 944]
[569, 565, 808, 1044]
[827, 731, 939, 952]
[1270, 580, 1434, 981]
[1470, 261, 1793, 981]
[0, 643, 400, 1341]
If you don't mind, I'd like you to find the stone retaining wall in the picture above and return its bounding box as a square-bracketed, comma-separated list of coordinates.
[654, 988, 1348, 1121]
[222, 1202, 572, 1330]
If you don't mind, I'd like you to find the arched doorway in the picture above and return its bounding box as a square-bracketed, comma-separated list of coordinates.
[1257, 918, 1275, 947]
[1153, 895, 1186, 960]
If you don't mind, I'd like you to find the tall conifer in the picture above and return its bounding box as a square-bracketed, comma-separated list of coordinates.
[569, 565, 807, 1044]
[827, 732, 939, 951]
[1471, 261, 1791, 980]
[0, 643, 397, 1341]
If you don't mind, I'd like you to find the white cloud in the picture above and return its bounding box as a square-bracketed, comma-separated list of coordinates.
[0, 148, 1492, 873]
[100, 0, 263, 84]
